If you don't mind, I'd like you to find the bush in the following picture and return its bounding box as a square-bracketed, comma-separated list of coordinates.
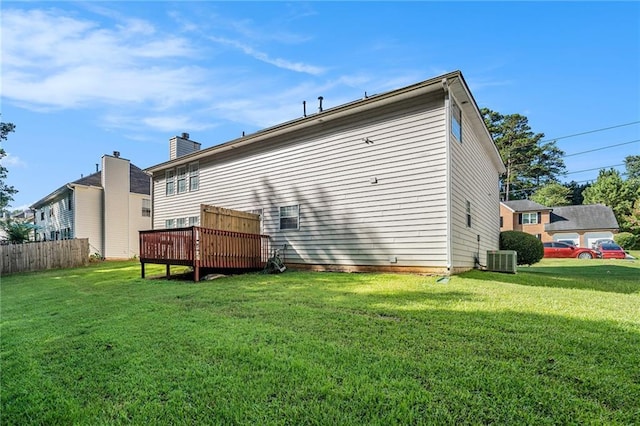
[614, 232, 639, 250]
[499, 231, 544, 265]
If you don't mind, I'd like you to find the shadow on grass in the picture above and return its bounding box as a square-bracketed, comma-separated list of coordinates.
[462, 263, 640, 294]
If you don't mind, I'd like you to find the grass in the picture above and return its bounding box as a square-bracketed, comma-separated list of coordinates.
[1, 256, 639, 425]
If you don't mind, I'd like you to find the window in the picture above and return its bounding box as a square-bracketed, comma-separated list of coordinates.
[177, 166, 187, 194]
[536, 234, 542, 240]
[142, 199, 151, 217]
[466, 200, 471, 228]
[500, 216, 504, 227]
[176, 218, 186, 228]
[40, 211, 45, 221]
[451, 99, 462, 142]
[50, 231, 55, 240]
[166, 170, 175, 196]
[165, 219, 176, 229]
[189, 163, 199, 191]
[279, 205, 299, 230]
[49, 208, 53, 217]
[188, 216, 199, 226]
[522, 212, 538, 225]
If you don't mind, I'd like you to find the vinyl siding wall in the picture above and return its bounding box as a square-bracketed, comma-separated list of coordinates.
[102, 156, 130, 259]
[128, 193, 152, 257]
[33, 192, 74, 241]
[449, 95, 503, 270]
[74, 186, 103, 256]
[153, 92, 450, 268]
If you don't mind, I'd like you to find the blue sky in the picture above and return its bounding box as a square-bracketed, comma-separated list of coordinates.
[2, 1, 639, 210]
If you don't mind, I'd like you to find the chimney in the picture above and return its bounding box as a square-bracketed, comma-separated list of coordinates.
[318, 96, 324, 112]
[169, 133, 201, 160]
[113, 151, 120, 158]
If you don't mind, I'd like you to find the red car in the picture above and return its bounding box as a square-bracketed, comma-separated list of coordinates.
[595, 243, 627, 259]
[543, 242, 598, 259]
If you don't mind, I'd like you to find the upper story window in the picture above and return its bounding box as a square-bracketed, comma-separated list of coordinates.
[40, 211, 45, 221]
[279, 205, 299, 230]
[466, 200, 472, 228]
[189, 163, 199, 191]
[177, 166, 187, 194]
[166, 170, 175, 196]
[451, 99, 462, 143]
[166, 162, 199, 196]
[521, 212, 539, 225]
[142, 199, 151, 217]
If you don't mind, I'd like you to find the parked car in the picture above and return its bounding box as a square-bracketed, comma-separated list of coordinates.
[591, 238, 616, 249]
[543, 242, 598, 259]
[594, 242, 627, 259]
[558, 240, 577, 246]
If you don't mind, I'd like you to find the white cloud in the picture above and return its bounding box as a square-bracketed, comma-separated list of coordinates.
[1, 8, 205, 110]
[2, 154, 27, 168]
[209, 36, 325, 75]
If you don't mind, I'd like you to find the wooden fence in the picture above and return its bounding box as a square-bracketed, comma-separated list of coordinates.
[139, 227, 270, 281]
[0, 238, 89, 275]
[200, 205, 261, 234]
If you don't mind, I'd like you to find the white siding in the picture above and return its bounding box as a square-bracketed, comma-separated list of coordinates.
[449, 93, 503, 270]
[102, 156, 130, 259]
[74, 186, 103, 256]
[153, 92, 450, 267]
[33, 190, 74, 241]
[128, 193, 152, 257]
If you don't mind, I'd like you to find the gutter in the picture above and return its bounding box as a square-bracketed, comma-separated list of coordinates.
[443, 77, 453, 272]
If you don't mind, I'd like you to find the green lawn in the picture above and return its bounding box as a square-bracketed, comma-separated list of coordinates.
[1, 257, 639, 425]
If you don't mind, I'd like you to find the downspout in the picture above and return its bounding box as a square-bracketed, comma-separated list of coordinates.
[442, 78, 453, 273]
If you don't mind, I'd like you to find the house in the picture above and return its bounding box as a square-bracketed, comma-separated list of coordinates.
[500, 201, 619, 247]
[30, 153, 151, 259]
[145, 70, 506, 274]
[0, 209, 36, 241]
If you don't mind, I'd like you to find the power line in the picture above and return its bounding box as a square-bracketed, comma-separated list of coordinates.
[565, 163, 625, 175]
[539, 120, 640, 144]
[563, 139, 640, 158]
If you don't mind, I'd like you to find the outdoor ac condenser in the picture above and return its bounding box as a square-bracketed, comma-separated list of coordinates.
[486, 250, 517, 274]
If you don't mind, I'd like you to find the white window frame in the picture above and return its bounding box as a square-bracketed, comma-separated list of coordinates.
[177, 166, 187, 194]
[165, 170, 175, 196]
[466, 200, 471, 228]
[522, 212, 538, 225]
[176, 217, 187, 228]
[188, 216, 199, 226]
[279, 205, 299, 230]
[165, 219, 176, 229]
[142, 199, 151, 217]
[189, 162, 199, 191]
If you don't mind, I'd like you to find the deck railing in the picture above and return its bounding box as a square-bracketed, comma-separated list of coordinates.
[139, 227, 270, 281]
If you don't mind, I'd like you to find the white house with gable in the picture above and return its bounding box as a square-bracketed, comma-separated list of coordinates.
[145, 71, 506, 274]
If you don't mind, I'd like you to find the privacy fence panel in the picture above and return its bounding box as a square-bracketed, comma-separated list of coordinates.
[0, 238, 90, 275]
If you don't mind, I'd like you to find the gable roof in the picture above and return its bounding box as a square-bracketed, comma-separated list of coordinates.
[545, 204, 619, 232]
[146, 70, 506, 175]
[501, 200, 551, 212]
[30, 163, 150, 209]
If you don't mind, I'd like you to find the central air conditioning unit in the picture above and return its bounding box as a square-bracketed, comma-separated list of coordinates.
[486, 250, 517, 274]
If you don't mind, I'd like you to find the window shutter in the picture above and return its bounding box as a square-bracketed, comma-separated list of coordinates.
[518, 213, 522, 225]
[537, 212, 542, 224]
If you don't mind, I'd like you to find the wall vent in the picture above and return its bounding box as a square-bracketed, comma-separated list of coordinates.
[486, 250, 517, 274]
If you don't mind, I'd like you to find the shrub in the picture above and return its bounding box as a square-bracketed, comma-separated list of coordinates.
[499, 231, 544, 265]
[614, 232, 638, 250]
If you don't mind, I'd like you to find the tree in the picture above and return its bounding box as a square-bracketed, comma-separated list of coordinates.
[0, 218, 35, 243]
[564, 181, 590, 205]
[481, 108, 565, 200]
[582, 169, 637, 232]
[624, 155, 640, 181]
[0, 119, 18, 212]
[530, 182, 571, 207]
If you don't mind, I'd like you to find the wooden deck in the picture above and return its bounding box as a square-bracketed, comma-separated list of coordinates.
[139, 227, 270, 281]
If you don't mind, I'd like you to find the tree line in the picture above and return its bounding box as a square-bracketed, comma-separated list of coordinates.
[482, 108, 639, 234]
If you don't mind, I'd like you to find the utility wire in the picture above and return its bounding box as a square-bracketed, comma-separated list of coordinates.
[565, 163, 625, 175]
[538, 120, 640, 144]
[563, 139, 640, 158]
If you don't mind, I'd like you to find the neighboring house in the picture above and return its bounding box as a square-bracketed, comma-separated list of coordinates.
[30, 153, 151, 259]
[146, 70, 506, 274]
[500, 201, 619, 247]
[0, 209, 36, 241]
